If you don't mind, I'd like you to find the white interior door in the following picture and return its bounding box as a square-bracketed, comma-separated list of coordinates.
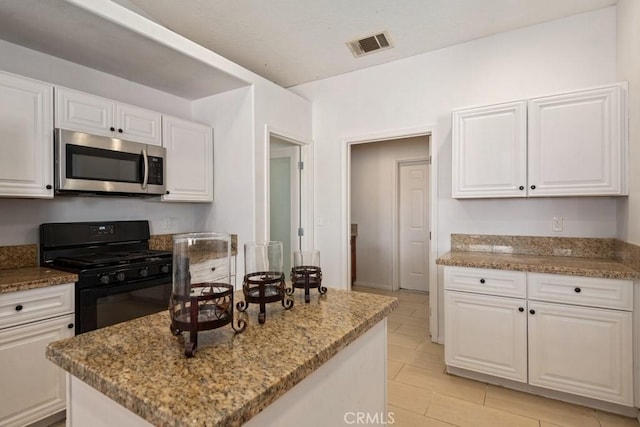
[399, 161, 429, 291]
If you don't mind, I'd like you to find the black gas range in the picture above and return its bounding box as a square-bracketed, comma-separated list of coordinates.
[40, 220, 173, 334]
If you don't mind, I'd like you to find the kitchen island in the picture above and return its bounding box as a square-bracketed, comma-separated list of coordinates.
[47, 288, 397, 427]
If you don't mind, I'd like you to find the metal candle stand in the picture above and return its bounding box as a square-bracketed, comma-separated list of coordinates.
[170, 232, 243, 358]
[290, 266, 326, 303]
[170, 282, 245, 357]
[237, 272, 293, 324]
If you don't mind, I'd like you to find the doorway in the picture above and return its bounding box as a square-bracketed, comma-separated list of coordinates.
[268, 132, 309, 277]
[349, 136, 429, 291]
[398, 160, 429, 292]
[345, 125, 438, 342]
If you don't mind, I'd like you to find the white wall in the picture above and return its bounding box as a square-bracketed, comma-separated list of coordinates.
[191, 80, 312, 280]
[351, 137, 428, 289]
[0, 40, 206, 246]
[253, 83, 313, 242]
[0, 198, 206, 245]
[292, 7, 619, 288]
[0, 40, 190, 118]
[616, 0, 640, 243]
[192, 86, 254, 280]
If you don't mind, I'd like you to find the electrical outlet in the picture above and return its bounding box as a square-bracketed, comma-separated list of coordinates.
[552, 216, 563, 232]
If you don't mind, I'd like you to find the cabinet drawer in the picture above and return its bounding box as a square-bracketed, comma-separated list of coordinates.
[444, 267, 526, 298]
[0, 283, 74, 330]
[528, 273, 632, 311]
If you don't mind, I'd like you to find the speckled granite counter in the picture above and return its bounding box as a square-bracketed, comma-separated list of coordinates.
[0, 267, 78, 294]
[438, 234, 640, 279]
[437, 251, 640, 279]
[47, 289, 398, 427]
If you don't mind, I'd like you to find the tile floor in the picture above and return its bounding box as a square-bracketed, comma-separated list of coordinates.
[353, 285, 640, 427]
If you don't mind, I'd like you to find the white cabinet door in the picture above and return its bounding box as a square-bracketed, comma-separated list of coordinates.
[452, 101, 527, 198]
[115, 104, 162, 146]
[55, 87, 114, 137]
[56, 87, 162, 145]
[528, 301, 633, 406]
[0, 314, 74, 427]
[445, 291, 527, 382]
[0, 71, 54, 198]
[451, 84, 627, 199]
[162, 115, 213, 202]
[528, 84, 626, 196]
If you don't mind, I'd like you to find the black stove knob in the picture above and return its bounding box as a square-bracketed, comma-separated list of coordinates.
[99, 275, 110, 285]
[115, 272, 126, 281]
[139, 268, 149, 278]
[160, 264, 170, 274]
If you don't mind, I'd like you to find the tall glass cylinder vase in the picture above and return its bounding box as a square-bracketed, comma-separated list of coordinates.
[237, 241, 293, 324]
[170, 232, 245, 357]
[291, 250, 326, 303]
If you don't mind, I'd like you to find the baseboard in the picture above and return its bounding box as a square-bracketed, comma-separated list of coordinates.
[353, 281, 392, 291]
[29, 410, 65, 427]
[447, 366, 639, 418]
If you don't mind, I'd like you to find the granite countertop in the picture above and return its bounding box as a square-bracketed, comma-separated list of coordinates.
[0, 267, 78, 294]
[437, 251, 640, 280]
[47, 289, 398, 427]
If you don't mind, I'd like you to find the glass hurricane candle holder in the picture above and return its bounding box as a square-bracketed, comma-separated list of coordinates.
[237, 241, 293, 324]
[170, 232, 245, 357]
[291, 250, 326, 303]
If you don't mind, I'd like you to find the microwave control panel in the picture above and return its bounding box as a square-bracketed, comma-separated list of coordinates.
[148, 157, 164, 185]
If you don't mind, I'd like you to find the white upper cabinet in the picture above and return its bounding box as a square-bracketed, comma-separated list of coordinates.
[162, 115, 213, 202]
[0, 71, 54, 198]
[452, 83, 627, 198]
[528, 85, 626, 196]
[452, 101, 527, 198]
[55, 87, 162, 146]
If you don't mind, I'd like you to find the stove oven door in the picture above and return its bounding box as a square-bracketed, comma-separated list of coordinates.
[77, 276, 171, 334]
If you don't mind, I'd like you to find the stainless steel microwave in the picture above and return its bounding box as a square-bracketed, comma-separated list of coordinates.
[55, 128, 166, 196]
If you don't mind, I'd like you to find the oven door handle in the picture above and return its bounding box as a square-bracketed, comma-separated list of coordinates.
[141, 148, 149, 189]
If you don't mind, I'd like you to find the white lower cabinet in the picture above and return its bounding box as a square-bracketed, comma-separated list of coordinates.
[528, 301, 633, 406]
[444, 266, 635, 407]
[445, 292, 527, 382]
[0, 284, 75, 426]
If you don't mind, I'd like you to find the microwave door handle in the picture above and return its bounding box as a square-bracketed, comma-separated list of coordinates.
[141, 149, 149, 189]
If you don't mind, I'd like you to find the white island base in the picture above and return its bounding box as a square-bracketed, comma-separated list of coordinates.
[67, 320, 388, 426]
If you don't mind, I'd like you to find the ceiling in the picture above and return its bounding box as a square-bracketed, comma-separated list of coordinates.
[116, 0, 617, 88]
[0, 0, 617, 99]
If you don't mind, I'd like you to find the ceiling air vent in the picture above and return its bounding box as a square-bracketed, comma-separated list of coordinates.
[346, 31, 393, 58]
